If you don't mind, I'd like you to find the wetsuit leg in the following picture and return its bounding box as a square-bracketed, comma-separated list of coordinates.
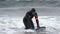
[29, 20, 34, 29]
[23, 18, 29, 29]
[23, 18, 34, 29]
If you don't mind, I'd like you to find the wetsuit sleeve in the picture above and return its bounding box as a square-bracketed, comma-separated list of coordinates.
[35, 13, 40, 27]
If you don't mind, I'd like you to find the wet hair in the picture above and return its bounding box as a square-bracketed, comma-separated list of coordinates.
[31, 8, 36, 12]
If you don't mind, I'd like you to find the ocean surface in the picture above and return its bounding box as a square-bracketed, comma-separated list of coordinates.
[0, 0, 60, 34]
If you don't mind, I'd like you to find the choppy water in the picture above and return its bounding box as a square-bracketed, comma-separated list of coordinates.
[0, 16, 60, 34]
[0, 0, 60, 34]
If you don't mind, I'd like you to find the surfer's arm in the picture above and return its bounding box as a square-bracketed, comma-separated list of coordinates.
[35, 13, 39, 27]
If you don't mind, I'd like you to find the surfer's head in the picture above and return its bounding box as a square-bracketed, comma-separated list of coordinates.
[31, 8, 36, 15]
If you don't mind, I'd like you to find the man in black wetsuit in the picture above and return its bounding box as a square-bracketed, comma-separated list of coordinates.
[23, 8, 40, 29]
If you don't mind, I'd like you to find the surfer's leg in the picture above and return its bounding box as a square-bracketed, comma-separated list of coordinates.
[23, 18, 29, 29]
[30, 20, 34, 29]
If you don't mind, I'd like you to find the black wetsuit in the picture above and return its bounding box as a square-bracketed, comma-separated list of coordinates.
[23, 11, 39, 29]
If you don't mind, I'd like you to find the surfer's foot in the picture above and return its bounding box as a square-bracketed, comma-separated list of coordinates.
[25, 27, 34, 30]
[30, 27, 34, 29]
[36, 26, 41, 30]
[25, 28, 29, 29]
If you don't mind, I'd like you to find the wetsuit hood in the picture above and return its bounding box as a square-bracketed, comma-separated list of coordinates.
[30, 8, 36, 12]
